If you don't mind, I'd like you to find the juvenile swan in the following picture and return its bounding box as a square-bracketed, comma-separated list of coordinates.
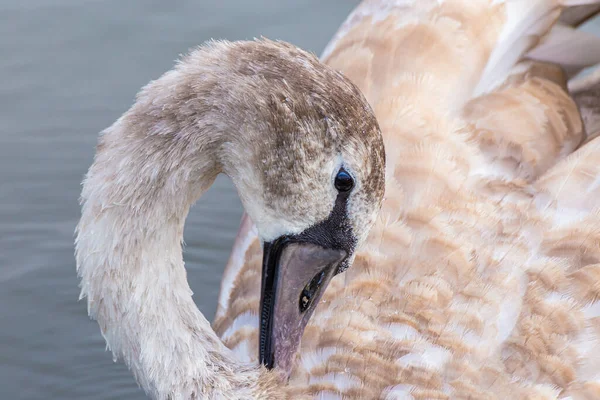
[75, 39, 385, 399]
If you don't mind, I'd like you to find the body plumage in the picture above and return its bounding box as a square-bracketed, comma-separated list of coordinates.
[215, 1, 600, 398]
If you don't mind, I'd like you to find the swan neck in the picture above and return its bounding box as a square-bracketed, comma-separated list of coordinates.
[75, 65, 281, 398]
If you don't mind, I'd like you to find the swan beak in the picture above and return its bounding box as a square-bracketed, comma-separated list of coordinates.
[259, 240, 347, 376]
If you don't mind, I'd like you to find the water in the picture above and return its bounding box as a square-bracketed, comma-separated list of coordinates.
[0, 1, 358, 398]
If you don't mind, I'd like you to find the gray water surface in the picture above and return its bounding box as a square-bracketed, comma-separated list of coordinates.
[0, 1, 358, 398]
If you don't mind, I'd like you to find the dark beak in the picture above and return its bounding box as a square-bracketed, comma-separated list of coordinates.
[259, 239, 347, 376]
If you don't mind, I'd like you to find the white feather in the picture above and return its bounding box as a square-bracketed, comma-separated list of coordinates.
[475, 0, 562, 96]
[528, 22, 600, 75]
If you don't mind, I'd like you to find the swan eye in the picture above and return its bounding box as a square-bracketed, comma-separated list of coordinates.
[334, 169, 354, 192]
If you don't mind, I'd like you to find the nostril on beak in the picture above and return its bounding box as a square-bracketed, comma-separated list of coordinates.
[299, 268, 327, 313]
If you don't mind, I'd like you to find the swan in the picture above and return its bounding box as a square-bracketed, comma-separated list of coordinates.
[77, 1, 600, 398]
[75, 39, 385, 399]
[214, 1, 600, 398]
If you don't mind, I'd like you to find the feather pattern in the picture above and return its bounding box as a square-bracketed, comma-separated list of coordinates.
[215, 1, 600, 398]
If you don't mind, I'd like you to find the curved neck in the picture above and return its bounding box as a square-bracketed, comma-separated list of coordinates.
[75, 45, 285, 399]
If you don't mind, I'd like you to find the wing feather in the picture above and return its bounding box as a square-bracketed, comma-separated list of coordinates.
[476, 0, 600, 95]
[528, 23, 600, 76]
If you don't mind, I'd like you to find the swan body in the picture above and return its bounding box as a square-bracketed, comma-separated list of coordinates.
[76, 39, 384, 399]
[215, 1, 600, 398]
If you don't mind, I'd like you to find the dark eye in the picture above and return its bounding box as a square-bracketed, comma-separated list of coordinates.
[334, 169, 354, 192]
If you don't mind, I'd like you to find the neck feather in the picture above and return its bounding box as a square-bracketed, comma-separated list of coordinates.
[75, 42, 286, 399]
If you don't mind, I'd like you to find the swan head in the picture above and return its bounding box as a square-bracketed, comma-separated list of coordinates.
[214, 40, 386, 376]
